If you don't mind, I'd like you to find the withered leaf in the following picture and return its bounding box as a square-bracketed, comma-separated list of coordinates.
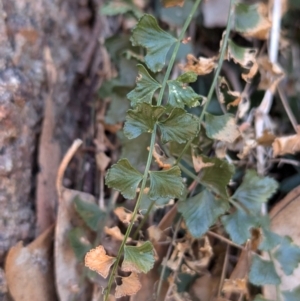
[85, 245, 116, 278]
[115, 273, 142, 298]
[258, 56, 285, 92]
[192, 155, 214, 173]
[182, 54, 216, 76]
[222, 278, 249, 297]
[114, 207, 140, 224]
[272, 133, 300, 157]
[104, 226, 132, 242]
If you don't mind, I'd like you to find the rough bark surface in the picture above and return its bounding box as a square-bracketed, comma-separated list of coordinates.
[0, 0, 95, 262]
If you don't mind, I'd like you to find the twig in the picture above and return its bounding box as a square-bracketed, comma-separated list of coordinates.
[255, 0, 282, 215]
[56, 139, 83, 198]
[77, 17, 102, 74]
[270, 158, 300, 167]
[277, 85, 299, 133]
[207, 231, 245, 251]
[217, 244, 229, 297]
[157, 218, 182, 298]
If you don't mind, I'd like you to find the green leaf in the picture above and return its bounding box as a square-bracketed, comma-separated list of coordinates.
[232, 170, 278, 213]
[259, 227, 282, 251]
[234, 3, 271, 39]
[205, 113, 240, 143]
[130, 14, 177, 72]
[101, 2, 143, 19]
[68, 227, 92, 261]
[249, 254, 280, 285]
[140, 188, 170, 211]
[167, 80, 202, 108]
[254, 294, 274, 301]
[221, 209, 258, 244]
[274, 236, 300, 275]
[158, 108, 199, 143]
[105, 87, 131, 124]
[105, 159, 143, 199]
[159, 0, 197, 27]
[74, 196, 105, 231]
[177, 71, 198, 83]
[122, 241, 155, 273]
[149, 166, 184, 200]
[258, 216, 281, 251]
[198, 155, 234, 198]
[282, 285, 300, 301]
[127, 64, 161, 106]
[178, 189, 229, 238]
[119, 132, 151, 171]
[124, 103, 165, 139]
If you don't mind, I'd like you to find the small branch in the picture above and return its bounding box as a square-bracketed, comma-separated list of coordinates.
[207, 231, 245, 251]
[157, 218, 182, 298]
[270, 158, 300, 167]
[217, 244, 229, 297]
[56, 139, 83, 198]
[277, 85, 298, 133]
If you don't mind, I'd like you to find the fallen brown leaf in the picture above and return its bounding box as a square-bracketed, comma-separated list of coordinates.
[5, 226, 57, 301]
[55, 139, 95, 301]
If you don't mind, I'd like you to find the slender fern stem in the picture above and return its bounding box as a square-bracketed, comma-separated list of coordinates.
[104, 1, 202, 299]
[104, 125, 157, 300]
[175, 0, 235, 165]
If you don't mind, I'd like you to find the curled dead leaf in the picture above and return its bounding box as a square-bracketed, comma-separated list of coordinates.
[151, 144, 175, 169]
[192, 155, 214, 173]
[147, 225, 163, 242]
[241, 62, 259, 83]
[182, 54, 216, 76]
[217, 77, 242, 108]
[258, 56, 285, 92]
[226, 41, 258, 82]
[85, 245, 116, 278]
[104, 226, 131, 242]
[256, 130, 276, 147]
[115, 273, 141, 298]
[222, 278, 249, 297]
[114, 207, 140, 224]
[272, 133, 300, 157]
[227, 91, 242, 109]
